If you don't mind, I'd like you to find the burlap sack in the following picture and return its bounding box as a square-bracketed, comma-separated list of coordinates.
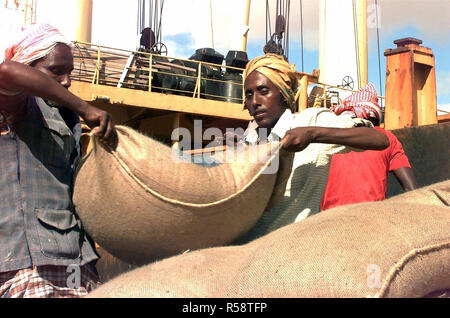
[73, 125, 293, 265]
[386, 179, 449, 206]
[87, 180, 449, 298]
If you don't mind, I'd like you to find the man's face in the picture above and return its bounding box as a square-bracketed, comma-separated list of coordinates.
[244, 71, 286, 130]
[32, 43, 74, 89]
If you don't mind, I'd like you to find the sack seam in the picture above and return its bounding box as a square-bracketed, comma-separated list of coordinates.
[375, 241, 450, 298]
[95, 128, 285, 208]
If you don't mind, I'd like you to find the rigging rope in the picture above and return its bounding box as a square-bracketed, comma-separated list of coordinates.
[266, 0, 272, 44]
[375, 0, 383, 108]
[157, 0, 164, 43]
[300, 0, 304, 71]
[285, 0, 290, 60]
[209, 0, 214, 49]
[352, 0, 362, 90]
[150, 0, 153, 33]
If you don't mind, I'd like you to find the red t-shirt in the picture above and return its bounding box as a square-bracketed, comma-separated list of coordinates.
[320, 127, 411, 211]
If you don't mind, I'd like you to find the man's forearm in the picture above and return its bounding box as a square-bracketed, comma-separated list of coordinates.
[393, 167, 418, 191]
[309, 127, 389, 150]
[0, 61, 89, 116]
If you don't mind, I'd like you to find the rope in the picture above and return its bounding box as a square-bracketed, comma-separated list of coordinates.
[300, 0, 304, 72]
[157, 0, 164, 43]
[265, 0, 269, 43]
[286, 0, 290, 59]
[375, 0, 383, 108]
[209, 0, 214, 49]
[137, 0, 140, 35]
[374, 241, 450, 298]
[352, 0, 361, 90]
[88, 130, 286, 208]
[149, 0, 152, 33]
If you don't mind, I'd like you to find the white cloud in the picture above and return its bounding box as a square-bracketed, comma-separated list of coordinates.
[247, 0, 319, 50]
[376, 0, 450, 40]
[437, 70, 450, 102]
[0, 9, 23, 61]
[437, 103, 450, 116]
[4, 0, 446, 55]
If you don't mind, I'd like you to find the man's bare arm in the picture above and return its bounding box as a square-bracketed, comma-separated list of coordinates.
[281, 126, 390, 152]
[392, 167, 418, 191]
[0, 60, 116, 144]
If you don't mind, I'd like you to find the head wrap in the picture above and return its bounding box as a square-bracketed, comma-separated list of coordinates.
[243, 53, 302, 112]
[331, 83, 382, 125]
[4, 23, 72, 65]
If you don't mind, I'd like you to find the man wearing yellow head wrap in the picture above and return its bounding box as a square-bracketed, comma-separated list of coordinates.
[236, 54, 390, 243]
[243, 53, 302, 112]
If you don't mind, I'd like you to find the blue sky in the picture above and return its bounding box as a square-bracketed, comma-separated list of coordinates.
[160, 0, 450, 111]
[1, 0, 448, 111]
[246, 25, 450, 109]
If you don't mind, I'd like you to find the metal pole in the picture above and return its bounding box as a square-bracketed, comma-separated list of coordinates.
[241, 0, 251, 52]
[209, 0, 214, 49]
[148, 53, 153, 92]
[355, 0, 367, 88]
[75, 0, 93, 43]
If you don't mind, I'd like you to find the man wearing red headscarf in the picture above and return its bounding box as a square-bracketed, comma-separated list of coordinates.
[0, 23, 116, 298]
[321, 83, 418, 211]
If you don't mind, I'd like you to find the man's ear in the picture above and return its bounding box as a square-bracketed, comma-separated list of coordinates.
[279, 92, 289, 109]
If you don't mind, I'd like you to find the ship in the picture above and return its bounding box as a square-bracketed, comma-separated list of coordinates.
[2, 0, 449, 297]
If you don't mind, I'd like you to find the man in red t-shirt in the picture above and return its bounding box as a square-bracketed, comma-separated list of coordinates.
[321, 83, 418, 211]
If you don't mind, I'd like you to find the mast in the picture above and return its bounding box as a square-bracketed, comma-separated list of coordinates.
[241, 0, 251, 52]
[319, 0, 367, 94]
[75, 0, 93, 43]
[209, 0, 214, 48]
[355, 0, 367, 88]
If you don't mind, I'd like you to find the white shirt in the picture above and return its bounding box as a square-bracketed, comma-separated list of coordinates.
[242, 109, 295, 145]
[237, 107, 373, 243]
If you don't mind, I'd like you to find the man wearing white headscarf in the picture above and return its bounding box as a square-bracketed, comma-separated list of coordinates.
[321, 83, 418, 211]
[0, 24, 115, 298]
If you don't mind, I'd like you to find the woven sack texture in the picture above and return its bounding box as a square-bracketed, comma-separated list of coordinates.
[87, 180, 449, 298]
[73, 125, 293, 264]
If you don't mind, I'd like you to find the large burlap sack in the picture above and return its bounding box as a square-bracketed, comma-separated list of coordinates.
[386, 179, 449, 206]
[73, 125, 293, 265]
[87, 181, 449, 298]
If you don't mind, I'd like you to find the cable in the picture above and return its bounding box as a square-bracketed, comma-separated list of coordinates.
[300, 0, 304, 71]
[149, 0, 153, 31]
[209, 0, 214, 48]
[286, 0, 290, 59]
[352, 0, 361, 90]
[375, 0, 383, 108]
[267, 0, 272, 43]
[137, 0, 141, 35]
[158, 0, 164, 43]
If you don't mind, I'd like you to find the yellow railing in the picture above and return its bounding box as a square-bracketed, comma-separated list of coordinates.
[309, 81, 385, 109]
[2, 0, 36, 26]
[71, 41, 385, 112]
[71, 41, 246, 104]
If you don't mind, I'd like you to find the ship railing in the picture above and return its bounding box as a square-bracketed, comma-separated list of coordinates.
[71, 41, 383, 113]
[71, 41, 245, 104]
[307, 81, 386, 110]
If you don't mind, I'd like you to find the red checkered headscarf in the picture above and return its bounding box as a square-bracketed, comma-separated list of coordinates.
[331, 83, 382, 125]
[4, 23, 72, 65]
